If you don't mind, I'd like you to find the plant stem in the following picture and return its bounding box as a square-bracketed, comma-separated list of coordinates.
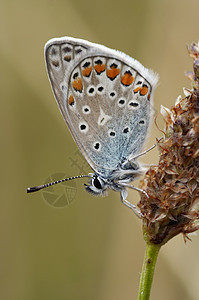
[138, 241, 161, 300]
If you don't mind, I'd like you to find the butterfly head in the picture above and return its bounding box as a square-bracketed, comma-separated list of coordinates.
[84, 174, 108, 196]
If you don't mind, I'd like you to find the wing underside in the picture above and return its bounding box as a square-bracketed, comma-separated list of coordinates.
[45, 37, 158, 177]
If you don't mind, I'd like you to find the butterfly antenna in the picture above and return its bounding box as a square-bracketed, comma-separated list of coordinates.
[26, 175, 92, 193]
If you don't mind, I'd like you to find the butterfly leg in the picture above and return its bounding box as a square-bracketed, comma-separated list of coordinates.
[141, 163, 158, 168]
[119, 183, 149, 198]
[128, 137, 163, 162]
[120, 189, 143, 218]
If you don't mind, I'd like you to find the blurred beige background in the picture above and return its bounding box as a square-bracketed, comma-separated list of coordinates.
[1, 0, 199, 299]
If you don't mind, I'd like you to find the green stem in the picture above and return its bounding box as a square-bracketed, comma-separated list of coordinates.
[138, 241, 161, 300]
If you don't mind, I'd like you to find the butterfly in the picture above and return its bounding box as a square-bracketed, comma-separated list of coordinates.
[27, 37, 158, 216]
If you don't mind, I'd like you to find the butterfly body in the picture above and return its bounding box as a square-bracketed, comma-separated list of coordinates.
[44, 37, 158, 213]
[84, 160, 141, 196]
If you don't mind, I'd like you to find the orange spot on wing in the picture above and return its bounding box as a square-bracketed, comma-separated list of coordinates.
[52, 60, 59, 67]
[82, 66, 92, 77]
[68, 95, 74, 106]
[121, 72, 134, 86]
[134, 87, 141, 93]
[72, 78, 83, 92]
[147, 93, 151, 101]
[107, 65, 120, 80]
[140, 85, 149, 96]
[64, 55, 71, 62]
[94, 64, 106, 74]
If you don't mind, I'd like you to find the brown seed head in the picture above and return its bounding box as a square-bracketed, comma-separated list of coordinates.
[138, 42, 199, 245]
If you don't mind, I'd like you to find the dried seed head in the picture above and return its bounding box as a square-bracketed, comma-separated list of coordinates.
[138, 42, 199, 245]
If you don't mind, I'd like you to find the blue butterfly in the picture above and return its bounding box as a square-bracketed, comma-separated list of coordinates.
[27, 37, 158, 216]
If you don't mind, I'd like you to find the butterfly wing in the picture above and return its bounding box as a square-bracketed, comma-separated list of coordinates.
[45, 37, 158, 178]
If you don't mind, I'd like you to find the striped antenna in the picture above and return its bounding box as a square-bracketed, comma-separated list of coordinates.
[27, 175, 91, 193]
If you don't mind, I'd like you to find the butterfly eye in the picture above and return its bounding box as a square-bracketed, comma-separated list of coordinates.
[85, 176, 106, 195]
[93, 176, 102, 189]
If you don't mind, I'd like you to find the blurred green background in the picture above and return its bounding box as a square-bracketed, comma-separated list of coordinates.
[1, 0, 199, 299]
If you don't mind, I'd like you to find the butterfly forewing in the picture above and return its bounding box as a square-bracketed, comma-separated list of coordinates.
[45, 37, 158, 177]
